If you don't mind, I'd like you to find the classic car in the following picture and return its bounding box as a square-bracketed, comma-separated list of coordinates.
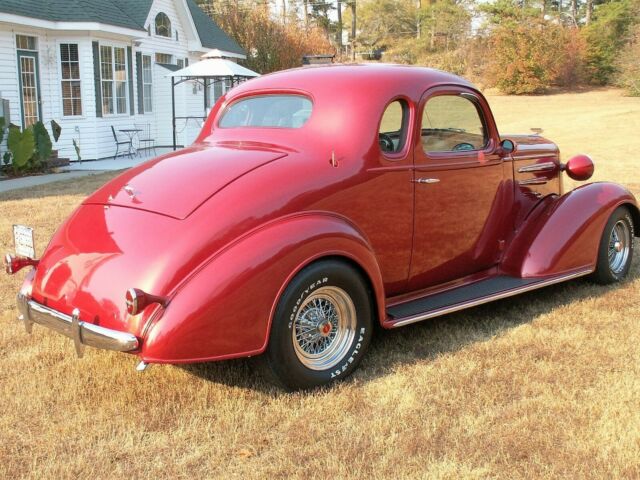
[5, 64, 638, 390]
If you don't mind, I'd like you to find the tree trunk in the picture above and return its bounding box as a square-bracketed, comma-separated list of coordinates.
[303, 0, 309, 30]
[586, 0, 593, 24]
[351, 1, 356, 62]
[337, 0, 343, 52]
[417, 0, 422, 39]
[571, 0, 578, 24]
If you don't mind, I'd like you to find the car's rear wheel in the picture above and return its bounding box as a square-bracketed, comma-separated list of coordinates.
[259, 259, 373, 390]
[590, 206, 635, 284]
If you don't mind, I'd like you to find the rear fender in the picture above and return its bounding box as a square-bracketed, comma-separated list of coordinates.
[141, 213, 384, 363]
[501, 182, 639, 278]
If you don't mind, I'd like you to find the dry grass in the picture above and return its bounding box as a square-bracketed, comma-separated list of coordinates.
[1, 88, 639, 479]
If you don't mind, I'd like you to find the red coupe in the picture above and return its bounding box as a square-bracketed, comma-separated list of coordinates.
[6, 65, 638, 389]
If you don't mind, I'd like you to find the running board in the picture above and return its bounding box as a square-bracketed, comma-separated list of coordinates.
[385, 269, 592, 328]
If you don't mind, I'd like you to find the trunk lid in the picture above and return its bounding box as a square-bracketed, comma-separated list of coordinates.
[84, 143, 287, 219]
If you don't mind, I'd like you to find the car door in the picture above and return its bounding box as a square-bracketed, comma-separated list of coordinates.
[408, 86, 512, 291]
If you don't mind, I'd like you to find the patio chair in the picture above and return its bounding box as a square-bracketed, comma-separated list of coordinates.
[134, 123, 157, 157]
[111, 126, 132, 160]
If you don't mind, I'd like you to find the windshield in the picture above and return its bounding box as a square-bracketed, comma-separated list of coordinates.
[219, 95, 312, 128]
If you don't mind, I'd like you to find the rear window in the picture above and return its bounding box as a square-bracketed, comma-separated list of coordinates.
[219, 95, 312, 128]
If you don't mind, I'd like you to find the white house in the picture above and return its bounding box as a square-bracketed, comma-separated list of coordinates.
[0, 0, 246, 161]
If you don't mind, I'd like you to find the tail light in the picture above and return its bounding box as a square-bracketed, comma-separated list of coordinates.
[125, 288, 169, 315]
[4, 254, 39, 275]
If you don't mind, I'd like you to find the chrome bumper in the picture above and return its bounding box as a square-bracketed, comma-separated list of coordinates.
[16, 293, 139, 357]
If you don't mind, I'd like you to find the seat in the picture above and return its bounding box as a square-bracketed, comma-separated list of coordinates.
[134, 123, 156, 157]
[111, 126, 132, 160]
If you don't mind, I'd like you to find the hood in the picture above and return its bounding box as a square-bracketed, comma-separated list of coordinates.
[84, 143, 288, 219]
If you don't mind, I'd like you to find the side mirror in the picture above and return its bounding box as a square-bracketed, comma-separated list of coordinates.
[562, 154, 594, 181]
[497, 139, 515, 156]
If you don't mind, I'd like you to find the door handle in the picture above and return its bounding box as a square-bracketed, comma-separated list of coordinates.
[412, 178, 440, 184]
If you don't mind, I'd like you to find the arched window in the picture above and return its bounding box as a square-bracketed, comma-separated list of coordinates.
[155, 12, 171, 37]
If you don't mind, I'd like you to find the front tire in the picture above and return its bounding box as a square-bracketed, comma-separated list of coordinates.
[260, 259, 373, 390]
[590, 206, 635, 284]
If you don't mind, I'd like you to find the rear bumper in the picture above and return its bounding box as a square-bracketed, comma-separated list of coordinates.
[16, 293, 139, 357]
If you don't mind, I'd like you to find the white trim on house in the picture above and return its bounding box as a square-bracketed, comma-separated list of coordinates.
[0, 13, 146, 39]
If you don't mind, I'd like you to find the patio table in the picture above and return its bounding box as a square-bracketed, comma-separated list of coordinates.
[119, 128, 143, 156]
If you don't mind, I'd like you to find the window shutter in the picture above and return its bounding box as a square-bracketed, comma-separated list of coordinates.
[92, 41, 102, 118]
[136, 51, 144, 114]
[127, 47, 134, 116]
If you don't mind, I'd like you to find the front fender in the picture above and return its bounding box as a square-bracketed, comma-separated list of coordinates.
[502, 182, 639, 278]
[140, 213, 385, 363]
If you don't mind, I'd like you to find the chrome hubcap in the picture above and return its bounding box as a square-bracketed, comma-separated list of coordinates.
[608, 220, 631, 275]
[292, 286, 356, 371]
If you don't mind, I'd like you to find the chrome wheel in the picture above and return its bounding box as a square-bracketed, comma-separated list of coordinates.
[608, 220, 631, 275]
[292, 286, 357, 371]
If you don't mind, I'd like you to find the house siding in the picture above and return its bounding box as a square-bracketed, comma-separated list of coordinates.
[0, 0, 240, 162]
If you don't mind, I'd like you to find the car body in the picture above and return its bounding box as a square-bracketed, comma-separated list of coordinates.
[7, 64, 639, 389]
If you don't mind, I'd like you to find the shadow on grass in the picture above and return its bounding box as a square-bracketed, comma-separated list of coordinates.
[177, 263, 638, 393]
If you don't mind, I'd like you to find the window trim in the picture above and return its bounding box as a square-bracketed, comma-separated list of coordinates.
[155, 12, 172, 38]
[141, 53, 153, 114]
[216, 93, 314, 130]
[377, 96, 413, 160]
[58, 42, 84, 118]
[417, 86, 497, 166]
[99, 44, 130, 117]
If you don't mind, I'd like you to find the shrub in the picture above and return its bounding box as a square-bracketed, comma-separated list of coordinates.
[582, 0, 637, 85]
[486, 21, 583, 94]
[7, 125, 36, 174]
[32, 121, 52, 165]
[617, 25, 640, 96]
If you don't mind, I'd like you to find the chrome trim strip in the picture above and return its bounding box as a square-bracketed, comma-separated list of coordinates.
[412, 178, 440, 184]
[16, 294, 139, 356]
[518, 161, 557, 173]
[519, 178, 549, 186]
[389, 269, 593, 328]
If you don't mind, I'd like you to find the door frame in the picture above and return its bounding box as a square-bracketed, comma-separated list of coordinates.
[16, 49, 43, 128]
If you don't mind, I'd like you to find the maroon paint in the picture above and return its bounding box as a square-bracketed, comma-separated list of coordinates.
[12, 65, 639, 363]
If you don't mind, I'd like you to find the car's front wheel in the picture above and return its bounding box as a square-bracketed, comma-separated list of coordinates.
[590, 206, 635, 284]
[259, 259, 373, 390]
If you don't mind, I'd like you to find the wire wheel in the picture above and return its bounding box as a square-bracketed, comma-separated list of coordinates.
[608, 219, 631, 275]
[292, 286, 357, 371]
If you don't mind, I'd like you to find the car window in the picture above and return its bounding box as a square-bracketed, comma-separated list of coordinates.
[421, 94, 487, 153]
[379, 99, 409, 154]
[219, 95, 312, 128]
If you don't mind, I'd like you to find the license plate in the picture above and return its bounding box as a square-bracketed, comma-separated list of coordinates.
[13, 225, 35, 258]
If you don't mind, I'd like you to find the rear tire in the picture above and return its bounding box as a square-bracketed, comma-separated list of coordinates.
[259, 259, 373, 390]
[590, 206, 635, 284]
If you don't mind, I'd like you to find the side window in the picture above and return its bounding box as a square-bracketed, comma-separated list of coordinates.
[379, 99, 409, 154]
[421, 94, 487, 153]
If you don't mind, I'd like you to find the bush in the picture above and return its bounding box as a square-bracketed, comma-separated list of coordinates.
[7, 125, 36, 174]
[582, 0, 637, 85]
[486, 21, 583, 94]
[617, 25, 640, 96]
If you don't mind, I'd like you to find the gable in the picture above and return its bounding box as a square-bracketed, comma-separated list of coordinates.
[185, 0, 244, 55]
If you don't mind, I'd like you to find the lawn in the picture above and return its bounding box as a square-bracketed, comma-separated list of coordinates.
[1, 88, 639, 479]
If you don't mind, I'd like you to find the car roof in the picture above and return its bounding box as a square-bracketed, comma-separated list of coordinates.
[230, 63, 476, 100]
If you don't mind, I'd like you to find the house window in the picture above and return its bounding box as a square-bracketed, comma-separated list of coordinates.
[16, 35, 37, 51]
[177, 59, 184, 69]
[155, 53, 173, 64]
[155, 12, 172, 37]
[142, 55, 153, 113]
[100, 45, 128, 115]
[60, 43, 82, 116]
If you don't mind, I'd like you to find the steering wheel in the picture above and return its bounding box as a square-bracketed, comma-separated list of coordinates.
[452, 142, 475, 152]
[378, 133, 395, 153]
